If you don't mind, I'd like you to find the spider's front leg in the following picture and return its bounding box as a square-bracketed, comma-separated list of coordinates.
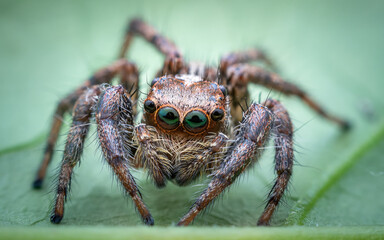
[178, 100, 294, 226]
[96, 86, 154, 225]
[33, 59, 139, 189]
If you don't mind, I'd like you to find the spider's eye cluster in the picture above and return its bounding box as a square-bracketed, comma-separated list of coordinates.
[157, 107, 180, 130]
[148, 103, 225, 134]
[183, 110, 208, 132]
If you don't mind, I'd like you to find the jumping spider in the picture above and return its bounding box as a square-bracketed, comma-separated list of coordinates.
[33, 19, 349, 226]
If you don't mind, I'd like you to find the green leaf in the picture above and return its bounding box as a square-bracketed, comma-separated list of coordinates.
[286, 125, 384, 226]
[1, 0, 383, 239]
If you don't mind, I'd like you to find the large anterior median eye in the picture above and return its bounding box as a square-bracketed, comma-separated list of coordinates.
[157, 107, 180, 130]
[183, 110, 208, 132]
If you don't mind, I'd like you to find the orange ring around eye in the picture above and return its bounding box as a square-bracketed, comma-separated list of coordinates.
[182, 108, 210, 135]
[154, 105, 181, 132]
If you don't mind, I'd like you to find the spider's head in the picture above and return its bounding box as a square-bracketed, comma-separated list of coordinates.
[143, 75, 228, 137]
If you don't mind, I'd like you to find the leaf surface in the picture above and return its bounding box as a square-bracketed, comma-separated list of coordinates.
[0, 0, 383, 238]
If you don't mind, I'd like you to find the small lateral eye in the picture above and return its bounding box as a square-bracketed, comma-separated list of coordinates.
[144, 100, 156, 113]
[157, 107, 180, 130]
[150, 78, 160, 87]
[219, 85, 227, 96]
[184, 110, 208, 132]
[211, 108, 224, 121]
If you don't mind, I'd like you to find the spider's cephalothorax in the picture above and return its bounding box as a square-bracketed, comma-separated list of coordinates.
[135, 75, 230, 187]
[33, 19, 350, 226]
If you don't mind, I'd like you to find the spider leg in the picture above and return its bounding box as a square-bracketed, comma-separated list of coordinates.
[32, 85, 85, 189]
[225, 63, 350, 130]
[96, 86, 153, 225]
[217, 49, 275, 123]
[220, 48, 275, 78]
[87, 59, 140, 117]
[258, 99, 293, 226]
[177, 103, 274, 226]
[51, 86, 101, 224]
[120, 18, 182, 59]
[33, 59, 139, 189]
[119, 18, 185, 76]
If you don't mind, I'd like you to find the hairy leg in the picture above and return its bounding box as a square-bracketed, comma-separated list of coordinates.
[51, 86, 101, 223]
[220, 48, 275, 78]
[33, 59, 139, 188]
[225, 63, 350, 130]
[96, 86, 153, 225]
[178, 103, 274, 226]
[120, 18, 182, 59]
[119, 18, 185, 76]
[33, 85, 87, 189]
[217, 49, 274, 124]
[258, 99, 293, 226]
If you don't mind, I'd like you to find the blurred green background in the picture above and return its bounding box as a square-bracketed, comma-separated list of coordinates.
[0, 0, 383, 239]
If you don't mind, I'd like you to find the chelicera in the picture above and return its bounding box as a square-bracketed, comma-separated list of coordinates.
[32, 19, 350, 226]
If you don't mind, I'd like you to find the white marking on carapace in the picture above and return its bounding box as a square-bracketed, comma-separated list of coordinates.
[175, 74, 204, 87]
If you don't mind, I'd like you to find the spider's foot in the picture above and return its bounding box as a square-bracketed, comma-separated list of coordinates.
[176, 217, 190, 226]
[256, 220, 270, 226]
[143, 215, 154, 226]
[32, 178, 43, 189]
[50, 214, 63, 224]
[257, 216, 271, 226]
[341, 120, 352, 132]
[176, 221, 186, 227]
